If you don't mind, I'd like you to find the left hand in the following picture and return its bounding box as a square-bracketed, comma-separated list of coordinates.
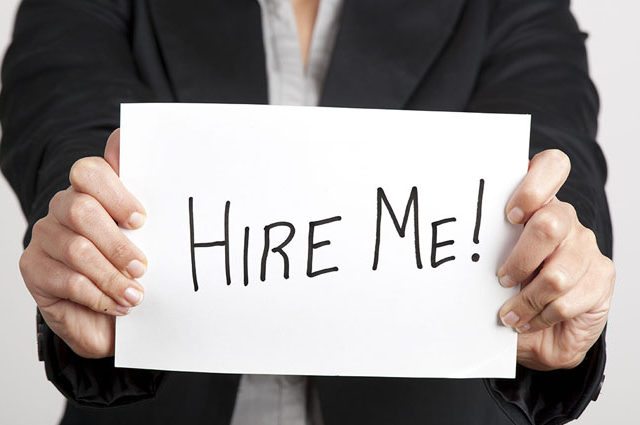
[497, 149, 615, 371]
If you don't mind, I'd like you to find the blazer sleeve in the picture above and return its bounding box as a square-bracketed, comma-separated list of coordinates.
[466, 1, 611, 424]
[0, 0, 163, 407]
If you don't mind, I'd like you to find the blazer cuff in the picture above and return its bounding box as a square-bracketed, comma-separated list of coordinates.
[486, 331, 605, 425]
[485, 172, 609, 425]
[37, 309, 164, 407]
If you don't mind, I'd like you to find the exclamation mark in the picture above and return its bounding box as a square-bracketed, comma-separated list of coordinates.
[472, 178, 485, 263]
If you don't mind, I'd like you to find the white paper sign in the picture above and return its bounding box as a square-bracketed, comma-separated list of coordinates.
[116, 103, 529, 378]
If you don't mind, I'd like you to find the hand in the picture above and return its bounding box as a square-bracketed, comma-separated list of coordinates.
[19, 129, 146, 359]
[497, 149, 615, 371]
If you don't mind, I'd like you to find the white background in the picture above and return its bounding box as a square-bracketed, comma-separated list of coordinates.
[0, 1, 637, 423]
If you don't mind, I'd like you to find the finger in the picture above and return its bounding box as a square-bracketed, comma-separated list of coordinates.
[50, 187, 147, 278]
[36, 219, 144, 307]
[525, 245, 615, 333]
[40, 301, 116, 359]
[522, 285, 594, 336]
[498, 237, 589, 332]
[21, 246, 129, 316]
[505, 149, 571, 224]
[498, 200, 575, 287]
[104, 128, 120, 175]
[69, 155, 146, 229]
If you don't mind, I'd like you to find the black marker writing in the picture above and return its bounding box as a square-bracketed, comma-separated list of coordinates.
[471, 179, 485, 263]
[243, 226, 250, 286]
[372, 187, 423, 270]
[260, 222, 296, 281]
[189, 197, 230, 291]
[188, 179, 488, 289]
[307, 216, 342, 278]
[431, 217, 456, 268]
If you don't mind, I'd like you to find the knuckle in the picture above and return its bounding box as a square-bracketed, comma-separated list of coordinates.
[69, 157, 102, 188]
[581, 227, 598, 246]
[67, 273, 107, 313]
[69, 159, 88, 186]
[68, 195, 98, 228]
[48, 190, 66, 214]
[18, 250, 28, 276]
[65, 273, 87, 300]
[18, 248, 34, 282]
[559, 201, 577, 221]
[64, 237, 93, 264]
[553, 298, 574, 320]
[606, 259, 616, 283]
[532, 210, 567, 241]
[31, 218, 47, 241]
[542, 267, 571, 293]
[600, 255, 616, 284]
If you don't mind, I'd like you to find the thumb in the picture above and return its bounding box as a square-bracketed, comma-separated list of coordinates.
[104, 128, 121, 175]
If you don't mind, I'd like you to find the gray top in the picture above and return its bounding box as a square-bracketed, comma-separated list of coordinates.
[258, 0, 342, 106]
[229, 1, 343, 424]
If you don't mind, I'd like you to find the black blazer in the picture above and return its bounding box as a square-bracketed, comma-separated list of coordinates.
[0, 1, 611, 424]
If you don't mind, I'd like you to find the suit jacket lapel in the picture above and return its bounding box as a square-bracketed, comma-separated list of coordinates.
[148, 0, 268, 104]
[148, 0, 465, 109]
[320, 0, 466, 109]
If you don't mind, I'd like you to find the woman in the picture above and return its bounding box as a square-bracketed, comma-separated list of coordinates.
[0, 0, 614, 424]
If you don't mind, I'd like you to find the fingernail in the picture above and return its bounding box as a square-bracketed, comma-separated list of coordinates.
[128, 212, 146, 228]
[516, 323, 531, 333]
[127, 259, 146, 278]
[115, 305, 130, 316]
[124, 287, 143, 306]
[501, 311, 520, 327]
[507, 207, 524, 224]
[499, 274, 516, 288]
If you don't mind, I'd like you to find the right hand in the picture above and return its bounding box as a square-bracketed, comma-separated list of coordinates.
[19, 129, 147, 359]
